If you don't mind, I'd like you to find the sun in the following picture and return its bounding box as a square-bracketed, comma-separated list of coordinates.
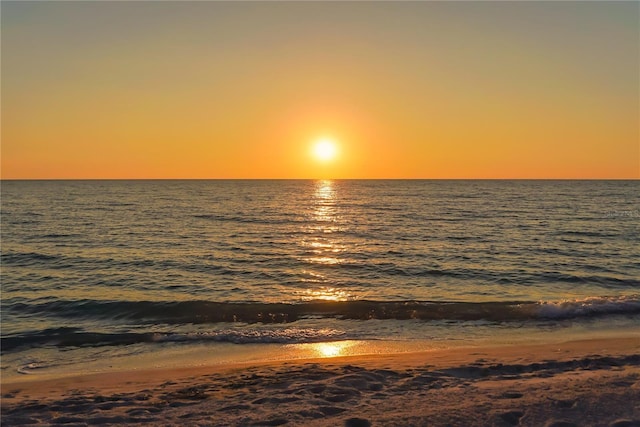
[312, 138, 338, 162]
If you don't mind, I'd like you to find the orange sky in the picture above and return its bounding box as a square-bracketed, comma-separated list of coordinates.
[2, 1, 638, 179]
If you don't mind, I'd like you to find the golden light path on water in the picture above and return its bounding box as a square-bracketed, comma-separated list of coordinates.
[298, 180, 351, 302]
[292, 341, 358, 359]
[292, 340, 438, 359]
[313, 341, 352, 357]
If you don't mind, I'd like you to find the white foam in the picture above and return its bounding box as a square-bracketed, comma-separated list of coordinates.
[154, 327, 347, 344]
[536, 295, 640, 319]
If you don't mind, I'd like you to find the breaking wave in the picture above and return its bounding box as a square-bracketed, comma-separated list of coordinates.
[3, 296, 638, 353]
[5, 295, 639, 325]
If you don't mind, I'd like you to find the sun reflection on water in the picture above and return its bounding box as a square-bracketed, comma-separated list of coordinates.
[313, 341, 351, 358]
[315, 180, 335, 201]
[288, 341, 365, 360]
[303, 287, 350, 301]
[305, 180, 342, 260]
[298, 180, 351, 301]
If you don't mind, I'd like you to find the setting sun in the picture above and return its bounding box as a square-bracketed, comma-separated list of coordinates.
[312, 138, 338, 162]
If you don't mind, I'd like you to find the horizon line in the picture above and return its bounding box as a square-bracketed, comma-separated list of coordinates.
[1, 178, 638, 181]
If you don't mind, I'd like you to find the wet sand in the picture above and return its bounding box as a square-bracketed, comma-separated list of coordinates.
[2, 336, 639, 426]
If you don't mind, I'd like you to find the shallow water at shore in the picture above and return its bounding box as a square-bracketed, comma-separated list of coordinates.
[3, 313, 637, 383]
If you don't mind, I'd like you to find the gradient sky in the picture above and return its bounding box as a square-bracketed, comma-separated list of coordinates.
[2, 1, 638, 179]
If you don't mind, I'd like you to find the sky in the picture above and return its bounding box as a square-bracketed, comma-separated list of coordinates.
[2, 1, 638, 179]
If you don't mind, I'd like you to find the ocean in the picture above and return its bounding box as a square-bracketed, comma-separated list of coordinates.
[2, 180, 639, 379]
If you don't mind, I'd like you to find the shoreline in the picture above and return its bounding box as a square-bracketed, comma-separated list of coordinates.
[4, 315, 638, 385]
[3, 336, 639, 426]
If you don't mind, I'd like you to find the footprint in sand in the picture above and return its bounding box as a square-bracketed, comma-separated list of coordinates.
[318, 406, 347, 416]
[553, 399, 576, 409]
[499, 410, 524, 425]
[250, 418, 288, 426]
[2, 390, 20, 398]
[498, 391, 524, 399]
[545, 420, 578, 427]
[610, 420, 640, 427]
[344, 417, 372, 427]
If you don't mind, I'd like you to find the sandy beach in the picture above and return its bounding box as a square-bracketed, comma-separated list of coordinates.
[2, 336, 639, 426]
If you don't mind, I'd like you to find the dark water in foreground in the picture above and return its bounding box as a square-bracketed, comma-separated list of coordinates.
[1, 180, 639, 375]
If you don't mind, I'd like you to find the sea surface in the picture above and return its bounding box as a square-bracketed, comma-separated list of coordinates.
[2, 180, 639, 378]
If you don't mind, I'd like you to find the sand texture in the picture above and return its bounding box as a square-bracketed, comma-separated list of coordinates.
[2, 338, 640, 426]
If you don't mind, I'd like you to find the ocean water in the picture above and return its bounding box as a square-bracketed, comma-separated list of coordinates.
[2, 180, 639, 378]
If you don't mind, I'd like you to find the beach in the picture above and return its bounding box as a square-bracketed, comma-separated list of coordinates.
[2, 180, 638, 425]
[3, 0, 639, 423]
[2, 336, 639, 426]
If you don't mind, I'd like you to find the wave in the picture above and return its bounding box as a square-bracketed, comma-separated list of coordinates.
[1, 327, 347, 353]
[557, 230, 619, 238]
[5, 296, 639, 325]
[193, 213, 307, 226]
[536, 296, 640, 319]
[2, 296, 639, 353]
